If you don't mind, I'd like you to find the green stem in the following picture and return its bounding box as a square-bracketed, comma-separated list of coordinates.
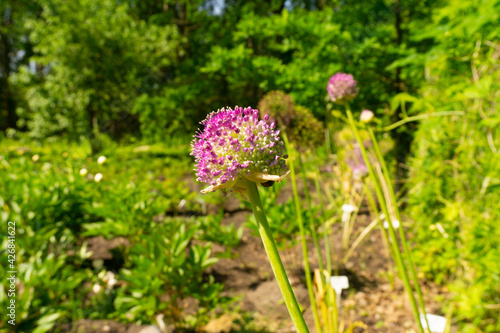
[345, 105, 424, 333]
[363, 181, 396, 288]
[298, 156, 325, 272]
[314, 159, 339, 333]
[325, 105, 333, 155]
[284, 134, 322, 333]
[367, 125, 429, 330]
[245, 179, 309, 333]
[312, 160, 339, 333]
[314, 164, 333, 275]
[382, 111, 464, 131]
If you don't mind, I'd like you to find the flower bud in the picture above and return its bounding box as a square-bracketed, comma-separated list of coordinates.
[360, 109, 374, 123]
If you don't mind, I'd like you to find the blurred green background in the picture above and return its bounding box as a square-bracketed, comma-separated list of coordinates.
[1, 0, 499, 332]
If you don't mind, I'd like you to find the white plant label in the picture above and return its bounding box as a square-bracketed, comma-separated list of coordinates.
[330, 276, 349, 310]
[341, 204, 356, 224]
[420, 313, 447, 333]
[341, 204, 356, 213]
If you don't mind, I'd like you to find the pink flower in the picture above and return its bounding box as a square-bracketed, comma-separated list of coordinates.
[327, 73, 358, 104]
[191, 106, 289, 194]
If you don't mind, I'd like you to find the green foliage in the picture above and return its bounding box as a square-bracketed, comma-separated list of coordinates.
[0, 155, 95, 331]
[2, 1, 500, 331]
[131, 93, 184, 143]
[14, 0, 179, 140]
[197, 213, 244, 252]
[407, 1, 500, 330]
[0, 141, 239, 331]
[5, 1, 443, 140]
[201, 8, 346, 117]
[114, 220, 228, 329]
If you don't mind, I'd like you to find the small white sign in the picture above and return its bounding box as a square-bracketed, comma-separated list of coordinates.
[341, 204, 357, 224]
[330, 276, 349, 310]
[330, 276, 349, 290]
[341, 204, 357, 213]
[420, 313, 447, 333]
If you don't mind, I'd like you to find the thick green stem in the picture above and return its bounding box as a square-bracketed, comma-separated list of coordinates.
[367, 126, 429, 330]
[345, 106, 424, 333]
[284, 134, 322, 333]
[245, 179, 309, 333]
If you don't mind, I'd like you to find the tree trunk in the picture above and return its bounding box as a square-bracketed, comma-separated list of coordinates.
[0, 30, 18, 131]
[392, 0, 408, 194]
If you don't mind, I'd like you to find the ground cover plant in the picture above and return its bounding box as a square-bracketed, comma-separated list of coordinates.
[1, 0, 499, 332]
[0, 142, 239, 332]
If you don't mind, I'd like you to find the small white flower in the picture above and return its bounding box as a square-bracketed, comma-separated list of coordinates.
[80, 168, 88, 176]
[383, 219, 400, 229]
[94, 173, 103, 182]
[103, 271, 117, 289]
[92, 283, 102, 293]
[32, 154, 40, 162]
[97, 156, 107, 164]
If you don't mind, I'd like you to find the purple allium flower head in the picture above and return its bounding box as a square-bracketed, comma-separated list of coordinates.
[327, 73, 358, 104]
[191, 106, 289, 194]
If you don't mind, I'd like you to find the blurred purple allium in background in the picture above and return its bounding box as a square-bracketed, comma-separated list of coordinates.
[327, 73, 358, 104]
[346, 144, 369, 180]
[191, 106, 289, 194]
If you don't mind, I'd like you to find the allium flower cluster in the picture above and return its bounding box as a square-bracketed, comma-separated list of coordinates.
[258, 91, 324, 151]
[192, 106, 289, 194]
[287, 106, 325, 151]
[257, 91, 294, 129]
[327, 73, 358, 104]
